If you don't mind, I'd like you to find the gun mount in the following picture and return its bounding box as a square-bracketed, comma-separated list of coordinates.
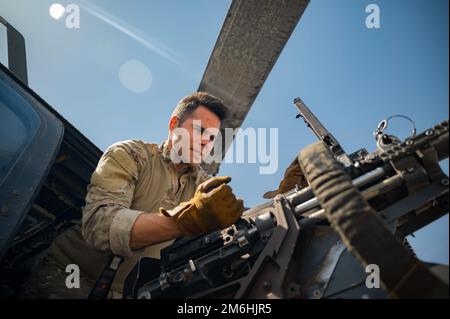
[123, 99, 449, 299]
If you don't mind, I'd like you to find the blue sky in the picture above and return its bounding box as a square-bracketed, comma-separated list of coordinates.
[0, 0, 448, 264]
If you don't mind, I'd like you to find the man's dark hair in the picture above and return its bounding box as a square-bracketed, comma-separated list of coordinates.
[172, 92, 229, 124]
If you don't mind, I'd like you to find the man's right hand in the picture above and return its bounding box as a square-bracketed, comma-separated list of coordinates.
[160, 176, 244, 237]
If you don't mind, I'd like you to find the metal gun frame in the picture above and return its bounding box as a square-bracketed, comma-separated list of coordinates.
[123, 102, 449, 299]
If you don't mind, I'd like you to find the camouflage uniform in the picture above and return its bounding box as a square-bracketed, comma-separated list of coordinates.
[23, 140, 209, 298]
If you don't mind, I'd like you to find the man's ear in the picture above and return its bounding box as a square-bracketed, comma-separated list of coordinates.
[169, 116, 180, 131]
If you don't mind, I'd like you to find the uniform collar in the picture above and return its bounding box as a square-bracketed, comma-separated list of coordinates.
[159, 140, 172, 161]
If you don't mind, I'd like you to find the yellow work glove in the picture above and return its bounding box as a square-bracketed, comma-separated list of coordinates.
[160, 176, 244, 236]
[263, 158, 309, 199]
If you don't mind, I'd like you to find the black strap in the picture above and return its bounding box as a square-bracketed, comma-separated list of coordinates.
[88, 255, 124, 299]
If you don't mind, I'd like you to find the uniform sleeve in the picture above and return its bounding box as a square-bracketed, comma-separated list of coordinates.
[81, 140, 148, 257]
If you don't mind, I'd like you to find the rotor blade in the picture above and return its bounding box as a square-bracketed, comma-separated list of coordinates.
[198, 0, 310, 174]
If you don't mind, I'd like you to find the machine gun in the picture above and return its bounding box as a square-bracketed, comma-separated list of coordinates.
[123, 98, 449, 299]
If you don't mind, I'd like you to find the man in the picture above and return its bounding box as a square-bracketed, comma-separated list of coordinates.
[22, 92, 244, 298]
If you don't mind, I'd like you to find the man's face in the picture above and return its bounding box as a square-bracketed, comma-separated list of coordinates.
[170, 105, 221, 166]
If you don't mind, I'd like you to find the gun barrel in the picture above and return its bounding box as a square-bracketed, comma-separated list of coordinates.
[293, 167, 386, 215]
[299, 174, 404, 226]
